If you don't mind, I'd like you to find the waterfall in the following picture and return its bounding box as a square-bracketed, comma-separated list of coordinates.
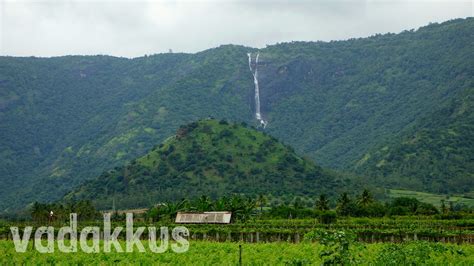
[247, 52, 267, 128]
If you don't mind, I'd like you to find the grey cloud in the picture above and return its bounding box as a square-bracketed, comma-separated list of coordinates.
[0, 0, 472, 57]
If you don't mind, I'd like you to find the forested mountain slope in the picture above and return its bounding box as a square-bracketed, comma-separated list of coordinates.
[353, 88, 474, 193]
[65, 120, 344, 209]
[0, 18, 472, 211]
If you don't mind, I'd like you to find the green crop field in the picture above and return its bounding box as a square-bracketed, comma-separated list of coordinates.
[0, 240, 473, 265]
[1, 214, 474, 264]
[388, 189, 474, 208]
[1, 216, 474, 264]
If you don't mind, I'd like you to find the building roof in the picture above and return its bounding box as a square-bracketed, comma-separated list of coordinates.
[175, 211, 232, 224]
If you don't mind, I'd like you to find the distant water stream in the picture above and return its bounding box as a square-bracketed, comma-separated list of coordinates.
[247, 52, 267, 128]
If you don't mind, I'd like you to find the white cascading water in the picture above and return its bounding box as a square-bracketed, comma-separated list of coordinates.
[247, 52, 268, 128]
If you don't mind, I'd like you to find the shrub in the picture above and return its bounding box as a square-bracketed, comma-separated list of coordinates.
[317, 210, 337, 224]
[304, 229, 360, 265]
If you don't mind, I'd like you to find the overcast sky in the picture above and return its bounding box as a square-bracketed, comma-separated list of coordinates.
[0, 0, 472, 57]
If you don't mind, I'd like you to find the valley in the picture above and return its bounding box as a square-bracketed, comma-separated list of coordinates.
[1, 18, 473, 211]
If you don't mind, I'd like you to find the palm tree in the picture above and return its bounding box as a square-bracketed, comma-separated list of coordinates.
[357, 189, 373, 207]
[242, 197, 256, 221]
[315, 194, 330, 211]
[229, 195, 244, 217]
[213, 196, 228, 211]
[228, 195, 256, 222]
[164, 203, 178, 220]
[293, 197, 304, 210]
[196, 195, 212, 211]
[31, 202, 46, 223]
[336, 192, 351, 216]
[177, 198, 190, 211]
[440, 199, 448, 214]
[147, 206, 160, 222]
[256, 194, 267, 214]
[157, 199, 188, 221]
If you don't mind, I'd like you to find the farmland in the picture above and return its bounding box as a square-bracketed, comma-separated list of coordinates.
[1, 215, 474, 264]
[0, 240, 473, 264]
[2, 216, 474, 243]
[2, 190, 472, 263]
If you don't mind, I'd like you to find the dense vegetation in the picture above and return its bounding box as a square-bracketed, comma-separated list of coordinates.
[141, 189, 472, 223]
[1, 18, 473, 211]
[1, 240, 472, 265]
[1, 190, 473, 263]
[2, 192, 473, 247]
[19, 189, 473, 231]
[354, 88, 474, 193]
[65, 119, 345, 209]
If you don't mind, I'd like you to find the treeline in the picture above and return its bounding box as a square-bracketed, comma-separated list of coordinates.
[20, 190, 473, 224]
[29, 200, 99, 223]
[267, 190, 472, 221]
[139, 190, 474, 224]
[145, 189, 473, 223]
[146, 195, 256, 223]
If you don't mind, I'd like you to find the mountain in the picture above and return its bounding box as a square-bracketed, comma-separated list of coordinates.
[353, 88, 474, 194]
[0, 18, 473, 211]
[65, 119, 344, 209]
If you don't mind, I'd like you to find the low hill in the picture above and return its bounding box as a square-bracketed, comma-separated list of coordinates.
[65, 120, 346, 209]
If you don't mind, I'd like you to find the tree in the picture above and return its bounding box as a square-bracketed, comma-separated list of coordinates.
[293, 197, 304, 210]
[256, 194, 267, 214]
[196, 195, 212, 211]
[336, 192, 352, 216]
[440, 199, 448, 214]
[213, 196, 228, 211]
[31, 202, 47, 223]
[448, 201, 455, 212]
[315, 194, 330, 211]
[228, 195, 255, 222]
[242, 197, 257, 221]
[357, 189, 374, 207]
[74, 200, 98, 221]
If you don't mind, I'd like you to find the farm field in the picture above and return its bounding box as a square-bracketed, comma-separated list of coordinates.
[0, 240, 473, 265]
[1, 216, 474, 264]
[2, 216, 474, 243]
[388, 189, 474, 208]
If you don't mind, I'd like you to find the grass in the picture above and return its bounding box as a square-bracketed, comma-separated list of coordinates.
[388, 189, 474, 208]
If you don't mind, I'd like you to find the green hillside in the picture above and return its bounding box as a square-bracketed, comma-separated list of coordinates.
[354, 88, 474, 194]
[1, 18, 473, 211]
[65, 119, 344, 209]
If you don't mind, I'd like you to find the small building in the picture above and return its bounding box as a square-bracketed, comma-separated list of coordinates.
[175, 211, 232, 224]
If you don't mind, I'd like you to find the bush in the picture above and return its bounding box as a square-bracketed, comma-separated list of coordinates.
[304, 229, 360, 265]
[317, 211, 337, 224]
[374, 241, 464, 265]
[436, 212, 464, 220]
